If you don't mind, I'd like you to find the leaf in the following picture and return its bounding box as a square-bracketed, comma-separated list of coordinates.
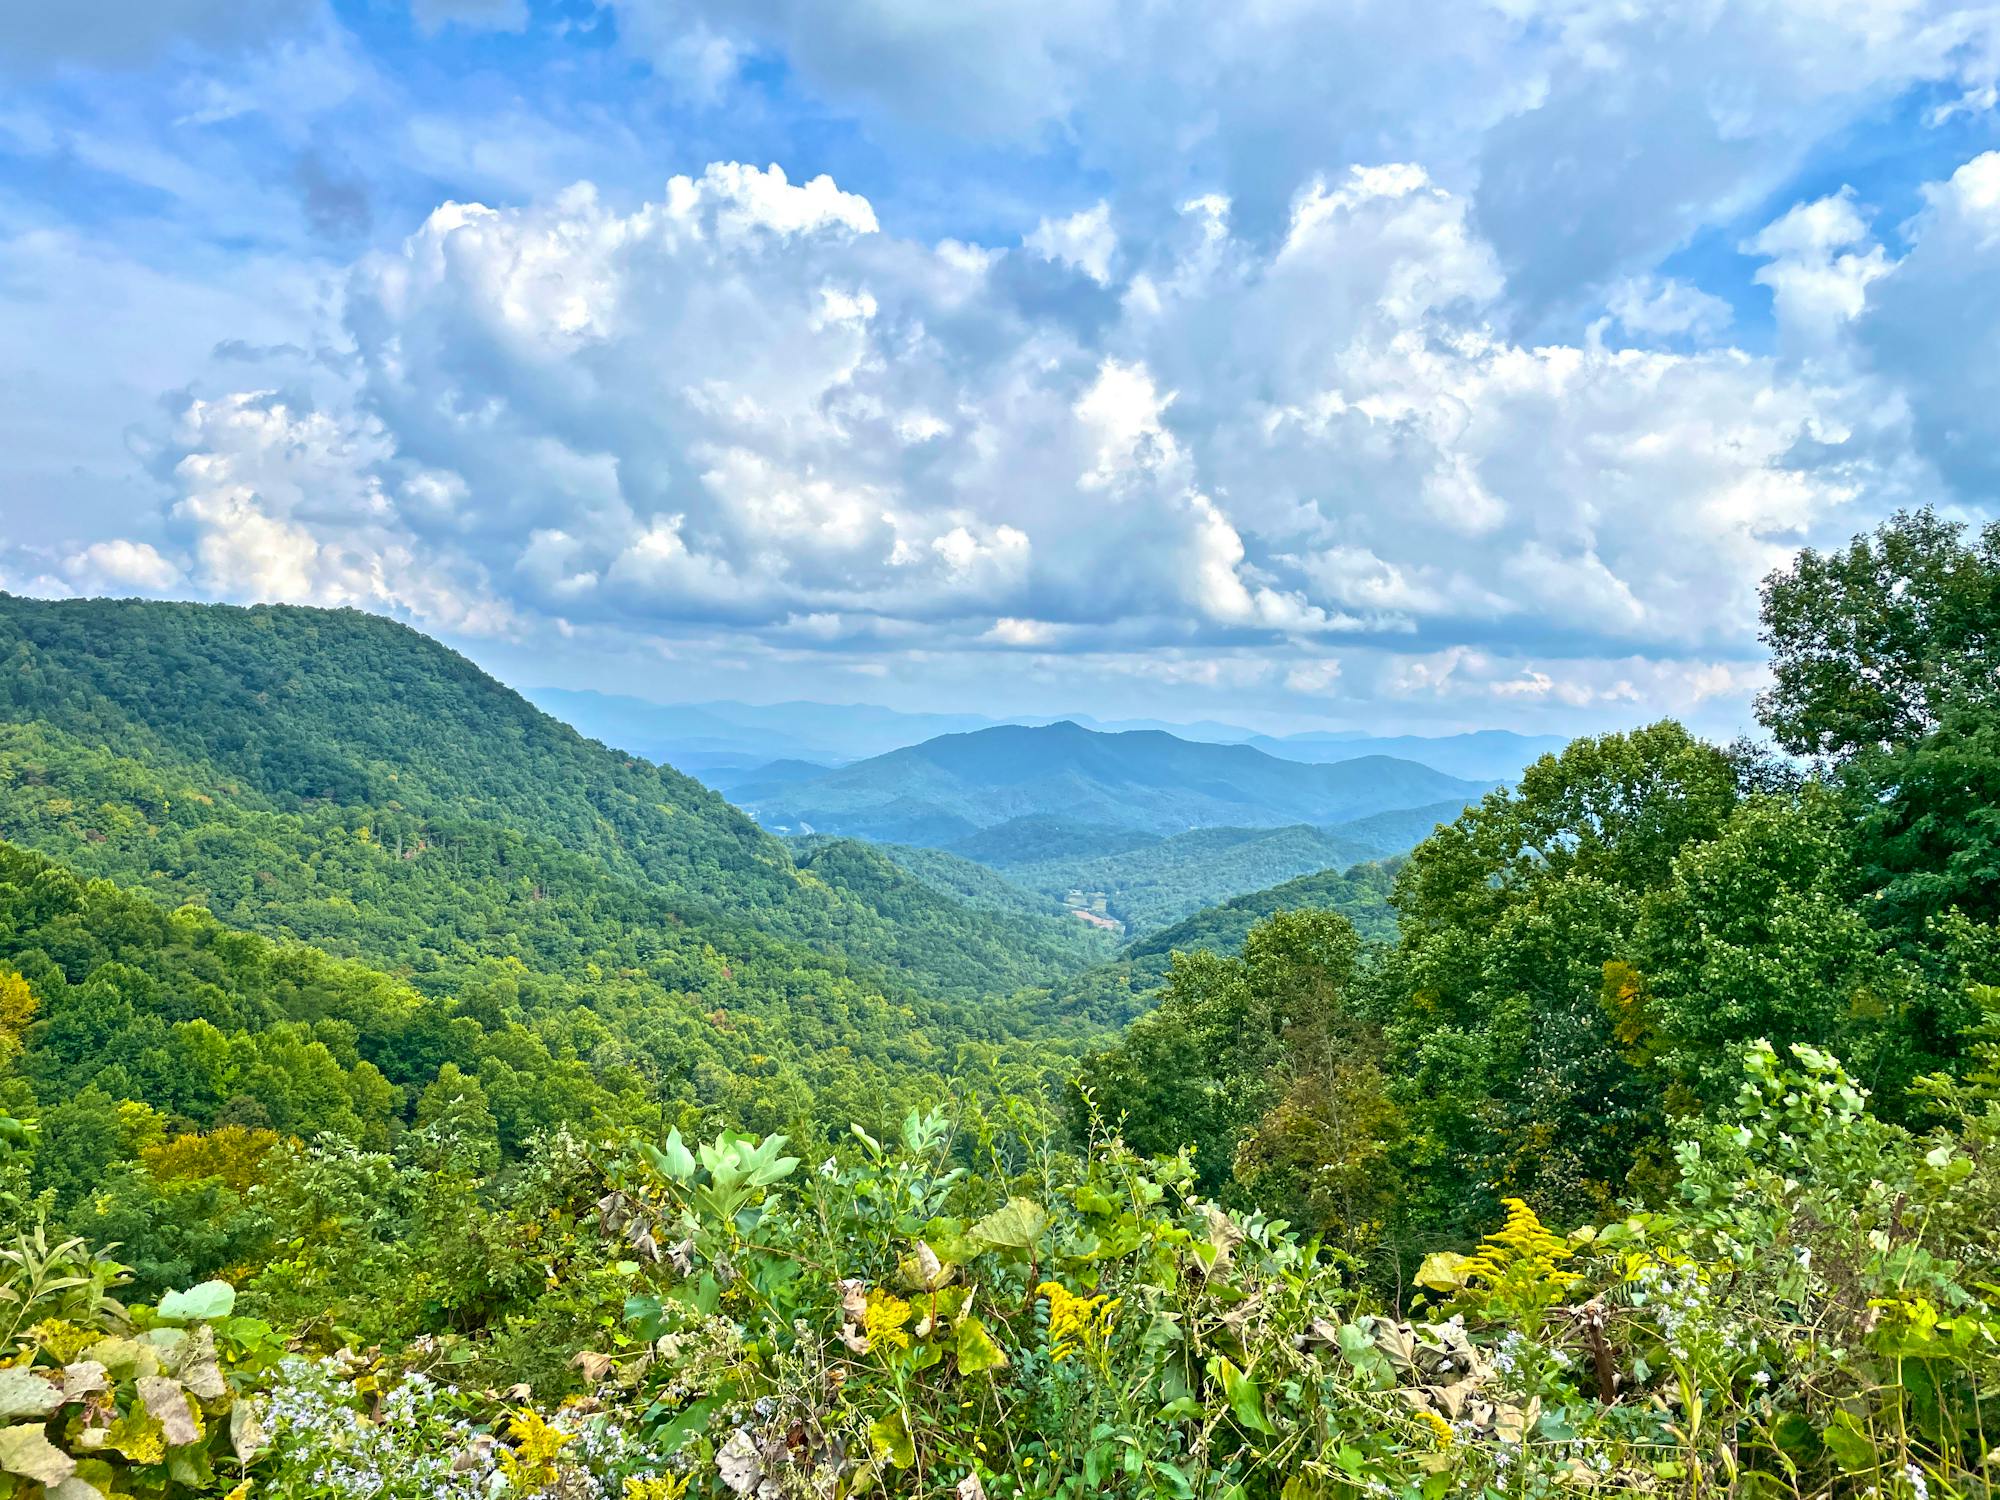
[1073, 1183, 1117, 1215]
[969, 1198, 1048, 1254]
[716, 1429, 762, 1496]
[0, 1424, 76, 1488]
[1820, 1412, 1874, 1473]
[1414, 1252, 1472, 1293]
[51, 1475, 112, 1500]
[136, 1377, 200, 1447]
[955, 1315, 1008, 1374]
[1207, 1355, 1277, 1436]
[651, 1397, 717, 1456]
[168, 1325, 225, 1401]
[868, 1410, 915, 1469]
[230, 1399, 266, 1464]
[642, 1128, 696, 1183]
[155, 1281, 235, 1322]
[0, 1369, 64, 1422]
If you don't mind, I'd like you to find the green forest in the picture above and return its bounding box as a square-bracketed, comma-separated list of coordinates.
[1, 509, 1998, 1499]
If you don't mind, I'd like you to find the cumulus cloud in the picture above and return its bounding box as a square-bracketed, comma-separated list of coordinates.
[1855, 152, 2000, 498]
[1606, 276, 1733, 343]
[1026, 202, 1117, 285]
[115, 141, 1926, 741]
[64, 539, 182, 593]
[1747, 190, 1890, 347]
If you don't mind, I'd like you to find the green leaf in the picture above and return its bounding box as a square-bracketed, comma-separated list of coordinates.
[642, 1128, 696, 1182]
[1413, 1252, 1471, 1293]
[653, 1397, 718, 1456]
[1207, 1355, 1276, 1436]
[155, 1280, 235, 1322]
[0, 1425, 75, 1488]
[969, 1197, 1048, 1254]
[868, 1410, 915, 1468]
[1073, 1183, 1118, 1215]
[1820, 1412, 1875, 1473]
[955, 1315, 1008, 1374]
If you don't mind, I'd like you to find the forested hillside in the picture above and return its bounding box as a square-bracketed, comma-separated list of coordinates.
[2, 512, 1998, 1500]
[0, 597, 1107, 1002]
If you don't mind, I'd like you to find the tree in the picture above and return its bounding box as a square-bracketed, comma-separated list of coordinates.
[1378, 724, 1738, 1238]
[1757, 508, 2000, 762]
[1073, 909, 1364, 1203]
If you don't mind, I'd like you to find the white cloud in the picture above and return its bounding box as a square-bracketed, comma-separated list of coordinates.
[1855, 151, 2000, 498]
[1026, 202, 1117, 285]
[613, 0, 2000, 310]
[1747, 190, 1891, 346]
[64, 539, 181, 593]
[1607, 276, 1733, 343]
[100, 139, 1993, 733]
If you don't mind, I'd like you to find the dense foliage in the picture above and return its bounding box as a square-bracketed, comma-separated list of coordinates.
[7, 1038, 2000, 1499]
[1079, 510, 2000, 1259]
[995, 824, 1409, 937]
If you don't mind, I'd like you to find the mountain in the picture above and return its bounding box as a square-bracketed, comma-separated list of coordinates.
[743, 720, 1491, 844]
[0, 595, 1106, 1029]
[1246, 728, 1566, 781]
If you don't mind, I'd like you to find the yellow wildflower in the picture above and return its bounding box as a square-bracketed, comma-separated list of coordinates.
[626, 1475, 692, 1500]
[26, 1318, 94, 1363]
[1415, 1408, 1454, 1447]
[1459, 1198, 1578, 1294]
[1035, 1281, 1120, 1362]
[863, 1287, 914, 1352]
[499, 1409, 574, 1490]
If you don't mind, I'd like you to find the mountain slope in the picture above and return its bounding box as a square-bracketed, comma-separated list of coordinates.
[746, 720, 1490, 843]
[0, 595, 1101, 1006]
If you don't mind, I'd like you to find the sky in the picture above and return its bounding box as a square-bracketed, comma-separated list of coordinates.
[3, 0, 1999, 738]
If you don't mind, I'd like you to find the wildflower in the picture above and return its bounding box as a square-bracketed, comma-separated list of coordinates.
[1907, 1463, 1929, 1500]
[862, 1287, 914, 1351]
[1459, 1198, 1578, 1295]
[1036, 1281, 1120, 1362]
[1415, 1408, 1454, 1447]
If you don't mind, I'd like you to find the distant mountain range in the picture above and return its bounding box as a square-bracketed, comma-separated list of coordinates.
[526, 688, 1565, 785]
[738, 720, 1491, 846]
[1241, 728, 1566, 781]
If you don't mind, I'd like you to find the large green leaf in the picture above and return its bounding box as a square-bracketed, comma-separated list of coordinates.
[155, 1280, 235, 1322]
[969, 1198, 1048, 1254]
[1207, 1356, 1276, 1436]
[869, 1410, 915, 1468]
[955, 1314, 1008, 1374]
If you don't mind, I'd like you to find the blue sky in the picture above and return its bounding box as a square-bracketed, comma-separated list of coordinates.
[4, 0, 1998, 736]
